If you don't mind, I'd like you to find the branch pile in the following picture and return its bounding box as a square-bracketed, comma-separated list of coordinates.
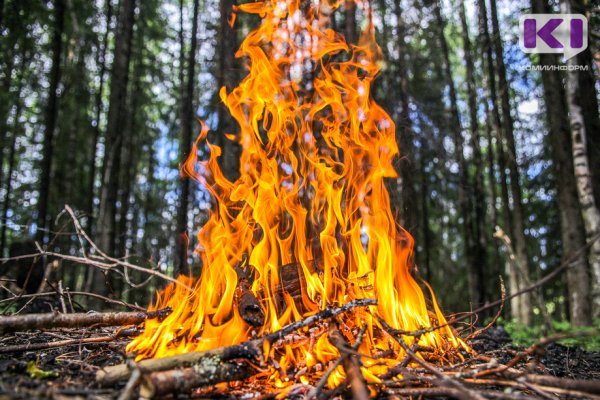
[1, 298, 599, 399]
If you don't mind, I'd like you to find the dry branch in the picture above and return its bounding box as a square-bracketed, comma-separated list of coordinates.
[520, 374, 600, 395]
[96, 338, 264, 386]
[96, 298, 376, 386]
[0, 290, 147, 311]
[0, 307, 171, 335]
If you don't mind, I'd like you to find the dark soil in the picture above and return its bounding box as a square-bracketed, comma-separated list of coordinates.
[0, 324, 598, 399]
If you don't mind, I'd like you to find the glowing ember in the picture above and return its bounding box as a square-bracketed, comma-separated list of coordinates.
[127, 0, 466, 389]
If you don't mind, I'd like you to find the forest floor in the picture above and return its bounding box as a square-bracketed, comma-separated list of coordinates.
[0, 323, 599, 399]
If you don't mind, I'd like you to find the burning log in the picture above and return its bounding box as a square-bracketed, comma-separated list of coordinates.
[97, 339, 264, 386]
[235, 265, 265, 327]
[0, 307, 171, 335]
[139, 361, 255, 397]
[96, 298, 376, 386]
[275, 261, 316, 313]
[329, 330, 370, 400]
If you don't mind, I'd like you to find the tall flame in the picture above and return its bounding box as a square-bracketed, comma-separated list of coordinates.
[128, 0, 464, 387]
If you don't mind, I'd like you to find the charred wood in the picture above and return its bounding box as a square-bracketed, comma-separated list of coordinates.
[235, 265, 265, 327]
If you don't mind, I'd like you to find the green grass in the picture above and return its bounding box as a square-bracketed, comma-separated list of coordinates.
[500, 319, 600, 352]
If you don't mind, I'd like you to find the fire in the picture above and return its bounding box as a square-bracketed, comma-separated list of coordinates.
[127, 0, 465, 388]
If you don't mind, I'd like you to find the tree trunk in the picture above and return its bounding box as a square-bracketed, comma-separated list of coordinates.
[572, 2, 600, 219]
[216, 0, 240, 182]
[392, 0, 418, 233]
[0, 1, 16, 180]
[418, 134, 432, 283]
[530, 0, 591, 326]
[174, 0, 200, 277]
[460, 0, 488, 306]
[561, 0, 600, 319]
[434, 0, 477, 305]
[87, 0, 114, 234]
[93, 0, 137, 298]
[0, 50, 13, 190]
[344, 0, 357, 45]
[478, 0, 531, 325]
[0, 78, 24, 256]
[490, 0, 532, 325]
[37, 0, 66, 244]
[489, 0, 533, 326]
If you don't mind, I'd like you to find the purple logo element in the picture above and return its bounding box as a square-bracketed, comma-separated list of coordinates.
[519, 14, 588, 59]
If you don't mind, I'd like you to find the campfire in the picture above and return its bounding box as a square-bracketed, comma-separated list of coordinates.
[2, 1, 600, 398]
[122, 0, 465, 394]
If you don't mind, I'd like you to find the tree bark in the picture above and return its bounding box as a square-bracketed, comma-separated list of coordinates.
[478, 0, 531, 325]
[94, 0, 137, 298]
[460, 0, 488, 306]
[0, 1, 17, 187]
[37, 0, 66, 244]
[344, 0, 357, 45]
[0, 70, 25, 258]
[418, 136, 432, 282]
[571, 1, 600, 207]
[392, 0, 418, 233]
[216, 0, 240, 182]
[489, 0, 534, 326]
[87, 0, 114, 234]
[174, 0, 200, 277]
[531, 0, 591, 326]
[561, 0, 600, 319]
[434, 0, 478, 305]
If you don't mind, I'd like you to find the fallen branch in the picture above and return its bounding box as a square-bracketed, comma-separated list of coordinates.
[0, 307, 171, 335]
[139, 361, 255, 397]
[0, 290, 146, 311]
[520, 374, 600, 395]
[96, 298, 376, 386]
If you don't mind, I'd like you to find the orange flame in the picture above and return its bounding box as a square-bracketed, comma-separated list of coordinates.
[128, 0, 465, 387]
